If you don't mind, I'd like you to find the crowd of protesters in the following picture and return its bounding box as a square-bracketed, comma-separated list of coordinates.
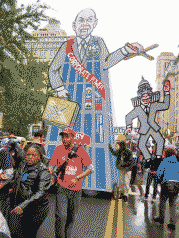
[109, 139, 179, 231]
[0, 128, 93, 238]
[0, 131, 51, 237]
[0, 129, 179, 236]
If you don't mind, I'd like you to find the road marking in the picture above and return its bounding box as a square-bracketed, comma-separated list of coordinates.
[104, 198, 124, 237]
[116, 199, 123, 238]
[104, 199, 115, 237]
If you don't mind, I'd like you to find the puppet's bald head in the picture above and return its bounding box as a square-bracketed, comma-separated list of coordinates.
[72, 8, 98, 38]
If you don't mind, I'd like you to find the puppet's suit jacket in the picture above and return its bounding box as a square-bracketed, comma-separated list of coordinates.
[126, 94, 170, 135]
[49, 35, 127, 89]
[126, 94, 170, 160]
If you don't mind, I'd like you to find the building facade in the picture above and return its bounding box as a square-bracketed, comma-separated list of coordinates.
[25, 19, 70, 63]
[156, 52, 179, 135]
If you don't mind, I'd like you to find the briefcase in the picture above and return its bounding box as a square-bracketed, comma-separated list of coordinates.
[42, 97, 80, 127]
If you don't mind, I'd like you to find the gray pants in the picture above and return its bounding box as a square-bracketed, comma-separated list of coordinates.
[159, 181, 179, 224]
[55, 185, 82, 238]
[139, 128, 164, 160]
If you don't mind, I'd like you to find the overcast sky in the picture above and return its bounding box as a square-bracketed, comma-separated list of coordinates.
[17, 0, 179, 127]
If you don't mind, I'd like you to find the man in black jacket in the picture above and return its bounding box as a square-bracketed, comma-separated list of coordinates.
[109, 141, 134, 201]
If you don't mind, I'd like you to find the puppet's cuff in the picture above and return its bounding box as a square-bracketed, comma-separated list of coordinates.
[164, 91, 170, 95]
[56, 86, 64, 92]
[121, 47, 129, 56]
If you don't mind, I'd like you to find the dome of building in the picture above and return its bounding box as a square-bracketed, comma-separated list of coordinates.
[137, 76, 152, 95]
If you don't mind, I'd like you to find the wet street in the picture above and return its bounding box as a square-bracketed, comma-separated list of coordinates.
[37, 173, 179, 238]
[123, 192, 179, 238]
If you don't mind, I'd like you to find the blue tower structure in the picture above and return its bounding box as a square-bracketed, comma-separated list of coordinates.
[44, 6, 147, 193]
[45, 38, 120, 192]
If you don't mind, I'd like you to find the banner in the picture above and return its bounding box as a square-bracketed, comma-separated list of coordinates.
[66, 39, 105, 100]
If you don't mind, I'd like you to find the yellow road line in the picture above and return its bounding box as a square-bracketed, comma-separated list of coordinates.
[116, 199, 123, 238]
[104, 199, 115, 237]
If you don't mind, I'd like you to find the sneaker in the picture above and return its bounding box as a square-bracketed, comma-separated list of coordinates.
[167, 223, 175, 231]
[154, 217, 164, 224]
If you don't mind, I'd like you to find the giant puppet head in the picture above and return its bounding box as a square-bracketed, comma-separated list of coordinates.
[137, 76, 153, 106]
[72, 8, 98, 39]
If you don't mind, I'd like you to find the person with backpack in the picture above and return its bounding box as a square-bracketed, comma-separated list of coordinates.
[49, 127, 93, 238]
[154, 148, 179, 231]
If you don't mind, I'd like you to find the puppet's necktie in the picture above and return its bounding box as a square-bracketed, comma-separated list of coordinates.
[80, 40, 87, 60]
[145, 106, 149, 116]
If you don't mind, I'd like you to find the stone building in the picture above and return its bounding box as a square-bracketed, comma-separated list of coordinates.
[25, 19, 70, 63]
[156, 52, 179, 135]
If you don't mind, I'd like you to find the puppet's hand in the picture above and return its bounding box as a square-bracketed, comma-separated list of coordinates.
[57, 89, 69, 98]
[163, 79, 170, 93]
[125, 42, 144, 54]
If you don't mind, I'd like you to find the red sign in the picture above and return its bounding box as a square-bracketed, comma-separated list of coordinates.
[73, 133, 91, 145]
